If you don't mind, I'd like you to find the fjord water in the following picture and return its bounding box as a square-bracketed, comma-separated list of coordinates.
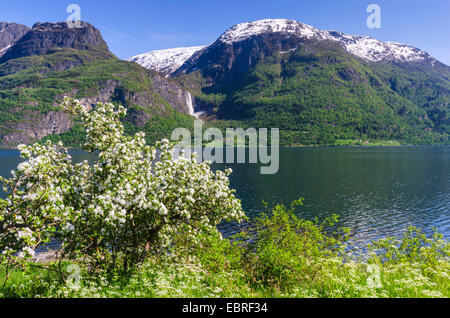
[1, 147, 448, 245]
[214, 146, 450, 244]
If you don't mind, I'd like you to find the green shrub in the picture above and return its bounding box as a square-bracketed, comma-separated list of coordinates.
[240, 199, 350, 288]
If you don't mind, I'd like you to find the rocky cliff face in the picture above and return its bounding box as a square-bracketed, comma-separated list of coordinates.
[0, 22, 30, 57]
[0, 21, 109, 63]
[150, 73, 194, 114]
[1, 111, 73, 146]
[0, 71, 194, 145]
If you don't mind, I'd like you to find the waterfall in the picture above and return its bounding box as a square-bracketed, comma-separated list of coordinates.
[185, 92, 205, 119]
[186, 91, 195, 116]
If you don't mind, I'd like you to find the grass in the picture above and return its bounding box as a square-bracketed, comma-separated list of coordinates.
[1, 253, 448, 298]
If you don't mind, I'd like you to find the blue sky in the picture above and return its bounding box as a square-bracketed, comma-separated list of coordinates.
[1, 0, 449, 64]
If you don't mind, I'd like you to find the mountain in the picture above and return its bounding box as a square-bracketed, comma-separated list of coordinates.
[0, 21, 115, 76]
[134, 19, 439, 77]
[0, 21, 195, 146]
[131, 19, 449, 145]
[128, 46, 205, 75]
[0, 22, 30, 57]
[0, 22, 109, 63]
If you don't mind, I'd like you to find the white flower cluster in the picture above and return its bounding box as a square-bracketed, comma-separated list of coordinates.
[1, 97, 245, 270]
[1, 138, 73, 263]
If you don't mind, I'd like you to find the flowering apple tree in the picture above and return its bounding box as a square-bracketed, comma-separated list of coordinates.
[0, 97, 245, 273]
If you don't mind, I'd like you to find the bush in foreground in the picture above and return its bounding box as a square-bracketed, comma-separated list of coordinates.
[0, 97, 245, 277]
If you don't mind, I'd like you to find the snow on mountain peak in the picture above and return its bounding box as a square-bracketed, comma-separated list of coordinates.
[218, 19, 319, 43]
[128, 46, 205, 75]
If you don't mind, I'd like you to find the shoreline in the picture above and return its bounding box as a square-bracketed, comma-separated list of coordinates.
[1, 144, 449, 151]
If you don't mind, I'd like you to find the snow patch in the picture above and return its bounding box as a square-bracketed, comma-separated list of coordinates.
[0, 44, 12, 57]
[128, 46, 205, 75]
